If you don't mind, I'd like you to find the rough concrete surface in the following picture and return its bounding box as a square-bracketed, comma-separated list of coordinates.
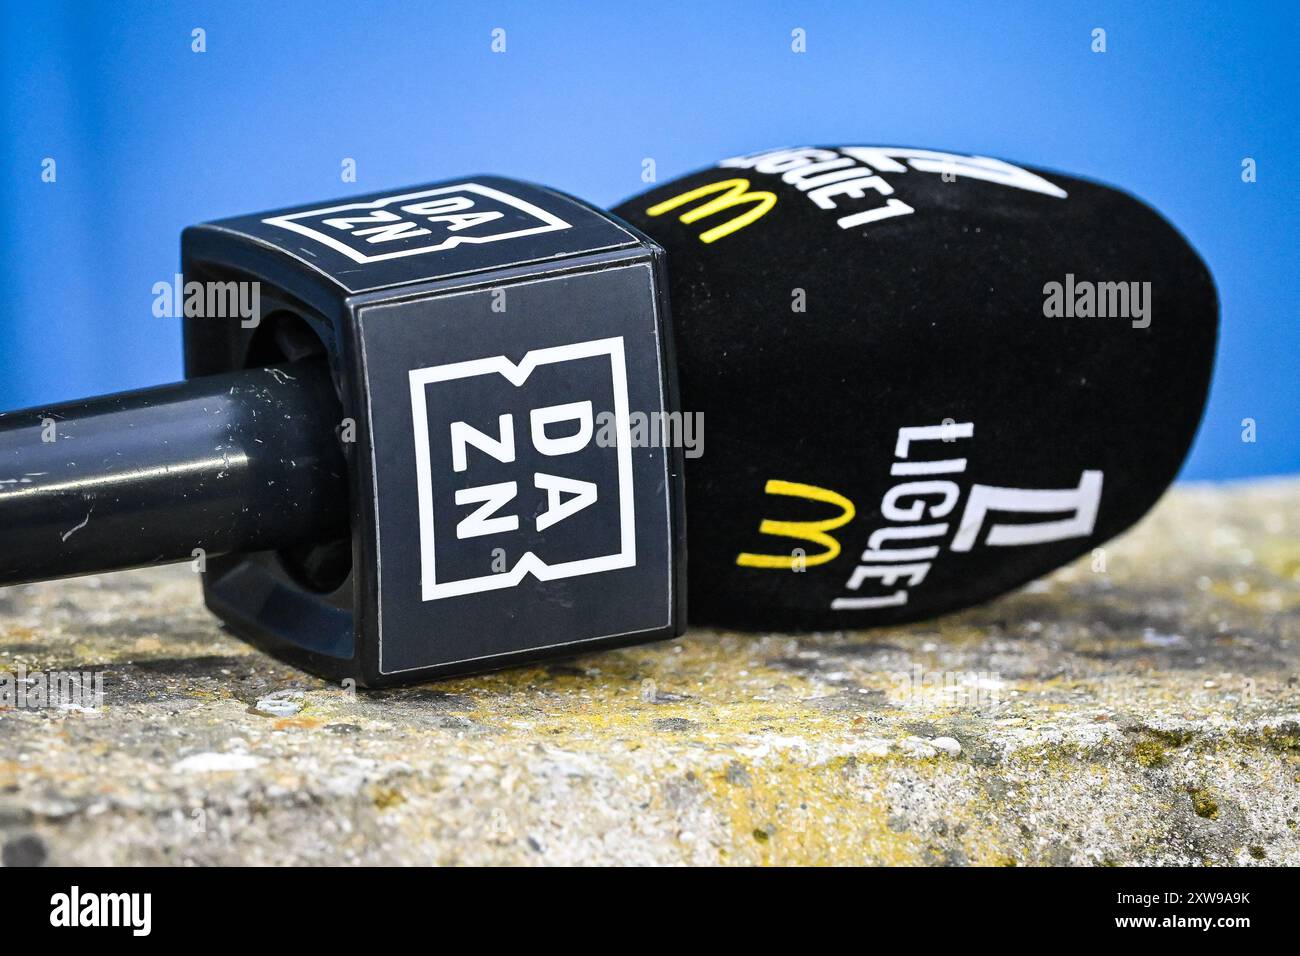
[1, 479, 1297, 866]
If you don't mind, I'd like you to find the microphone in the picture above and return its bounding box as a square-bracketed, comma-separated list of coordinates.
[0, 148, 1216, 682]
[614, 145, 1216, 631]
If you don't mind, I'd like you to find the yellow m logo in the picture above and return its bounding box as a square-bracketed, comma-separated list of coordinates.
[645, 178, 776, 243]
[736, 480, 856, 570]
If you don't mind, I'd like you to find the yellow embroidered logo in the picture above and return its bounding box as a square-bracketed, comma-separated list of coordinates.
[735, 480, 856, 569]
[645, 178, 776, 243]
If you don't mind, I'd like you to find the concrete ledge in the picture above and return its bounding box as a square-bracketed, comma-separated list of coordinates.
[1, 480, 1297, 865]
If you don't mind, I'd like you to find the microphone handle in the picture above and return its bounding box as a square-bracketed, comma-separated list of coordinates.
[0, 360, 348, 586]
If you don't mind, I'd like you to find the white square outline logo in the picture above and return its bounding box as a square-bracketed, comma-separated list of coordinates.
[408, 337, 635, 602]
[261, 182, 571, 264]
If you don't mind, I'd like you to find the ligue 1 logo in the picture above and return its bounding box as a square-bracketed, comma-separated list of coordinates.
[408, 337, 636, 601]
[262, 182, 571, 263]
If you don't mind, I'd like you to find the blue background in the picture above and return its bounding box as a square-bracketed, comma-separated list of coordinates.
[2, 0, 1295, 480]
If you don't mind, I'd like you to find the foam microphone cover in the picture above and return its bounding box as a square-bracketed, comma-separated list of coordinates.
[615, 146, 1217, 631]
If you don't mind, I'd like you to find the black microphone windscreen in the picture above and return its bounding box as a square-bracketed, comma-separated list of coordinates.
[615, 146, 1217, 631]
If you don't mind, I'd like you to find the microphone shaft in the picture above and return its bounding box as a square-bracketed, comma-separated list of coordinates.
[0, 360, 348, 586]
